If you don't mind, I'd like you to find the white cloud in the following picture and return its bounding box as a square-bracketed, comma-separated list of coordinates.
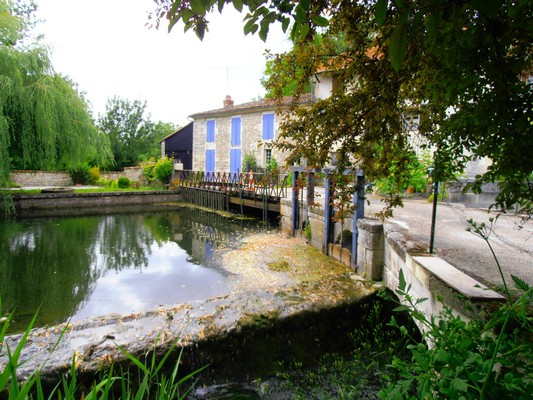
[35, 0, 292, 126]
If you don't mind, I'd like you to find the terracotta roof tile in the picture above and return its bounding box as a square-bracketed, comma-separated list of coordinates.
[189, 94, 314, 119]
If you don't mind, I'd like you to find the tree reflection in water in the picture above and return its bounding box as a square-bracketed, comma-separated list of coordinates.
[0, 208, 265, 332]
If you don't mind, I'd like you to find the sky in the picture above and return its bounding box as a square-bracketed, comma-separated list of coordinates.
[34, 0, 292, 126]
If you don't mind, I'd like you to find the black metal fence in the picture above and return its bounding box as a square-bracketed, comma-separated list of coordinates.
[175, 170, 289, 199]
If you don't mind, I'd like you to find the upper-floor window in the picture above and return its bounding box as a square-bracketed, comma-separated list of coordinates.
[206, 120, 215, 142]
[404, 112, 420, 131]
[262, 113, 275, 140]
[231, 116, 241, 147]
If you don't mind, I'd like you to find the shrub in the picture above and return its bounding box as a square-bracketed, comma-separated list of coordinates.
[96, 177, 112, 187]
[242, 152, 258, 172]
[266, 156, 279, 172]
[141, 161, 156, 184]
[117, 176, 130, 189]
[154, 157, 173, 185]
[88, 166, 101, 185]
[68, 164, 90, 185]
[374, 153, 428, 195]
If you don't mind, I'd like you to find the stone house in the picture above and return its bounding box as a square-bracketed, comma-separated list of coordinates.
[189, 95, 313, 173]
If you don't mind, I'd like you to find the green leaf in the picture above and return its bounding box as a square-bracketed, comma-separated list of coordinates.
[427, 11, 441, 40]
[182, 9, 194, 23]
[259, 24, 269, 42]
[471, 0, 502, 17]
[375, 0, 388, 26]
[295, 4, 308, 24]
[243, 19, 256, 35]
[393, 305, 409, 312]
[451, 378, 469, 392]
[312, 15, 329, 27]
[233, 0, 243, 13]
[436, 348, 449, 362]
[511, 274, 530, 292]
[115, 343, 150, 375]
[389, 22, 407, 72]
[190, 0, 206, 15]
[217, 0, 225, 13]
[299, 22, 310, 39]
[281, 16, 290, 32]
[398, 268, 406, 291]
[300, 0, 311, 11]
[196, 20, 207, 40]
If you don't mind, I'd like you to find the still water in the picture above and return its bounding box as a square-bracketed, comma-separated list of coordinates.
[0, 207, 266, 332]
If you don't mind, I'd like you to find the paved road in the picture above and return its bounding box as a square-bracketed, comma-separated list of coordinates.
[365, 195, 533, 289]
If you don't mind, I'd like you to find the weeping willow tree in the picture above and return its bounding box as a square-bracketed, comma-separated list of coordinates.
[0, 0, 112, 192]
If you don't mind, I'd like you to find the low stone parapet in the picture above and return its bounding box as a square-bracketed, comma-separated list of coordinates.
[355, 217, 504, 325]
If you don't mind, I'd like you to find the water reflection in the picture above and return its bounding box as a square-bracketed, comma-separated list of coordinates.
[0, 208, 265, 332]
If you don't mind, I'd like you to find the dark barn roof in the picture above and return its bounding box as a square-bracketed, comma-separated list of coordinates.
[159, 121, 193, 143]
[159, 122, 193, 170]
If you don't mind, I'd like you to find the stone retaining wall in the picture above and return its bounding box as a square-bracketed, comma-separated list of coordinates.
[12, 191, 181, 218]
[101, 167, 143, 183]
[446, 179, 499, 208]
[9, 167, 144, 187]
[10, 171, 73, 187]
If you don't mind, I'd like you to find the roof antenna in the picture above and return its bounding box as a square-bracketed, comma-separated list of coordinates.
[226, 67, 230, 93]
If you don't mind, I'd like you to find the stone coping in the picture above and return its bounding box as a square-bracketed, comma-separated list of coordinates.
[1, 276, 374, 384]
[412, 256, 505, 301]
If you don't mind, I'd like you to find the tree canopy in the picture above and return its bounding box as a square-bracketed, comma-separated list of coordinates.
[98, 96, 175, 170]
[153, 0, 533, 214]
[0, 0, 112, 187]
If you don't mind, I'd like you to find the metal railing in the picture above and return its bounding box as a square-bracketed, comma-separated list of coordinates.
[175, 170, 289, 199]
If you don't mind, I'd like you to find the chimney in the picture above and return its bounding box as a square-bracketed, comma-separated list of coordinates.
[223, 95, 234, 108]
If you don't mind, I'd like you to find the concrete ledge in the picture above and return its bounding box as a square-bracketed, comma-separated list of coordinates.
[12, 191, 182, 218]
[412, 256, 505, 301]
[358, 218, 384, 234]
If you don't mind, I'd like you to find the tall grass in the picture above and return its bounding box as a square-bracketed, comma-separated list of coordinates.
[0, 304, 204, 399]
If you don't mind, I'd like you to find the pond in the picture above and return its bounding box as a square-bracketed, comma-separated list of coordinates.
[0, 207, 269, 333]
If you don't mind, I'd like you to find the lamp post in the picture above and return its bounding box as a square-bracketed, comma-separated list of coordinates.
[428, 166, 439, 254]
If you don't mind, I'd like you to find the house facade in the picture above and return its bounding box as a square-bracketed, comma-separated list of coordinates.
[159, 122, 194, 170]
[189, 95, 312, 173]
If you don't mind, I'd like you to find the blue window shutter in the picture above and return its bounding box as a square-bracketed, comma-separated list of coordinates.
[205, 150, 215, 172]
[231, 117, 241, 146]
[230, 149, 241, 174]
[262, 114, 274, 140]
[206, 120, 215, 142]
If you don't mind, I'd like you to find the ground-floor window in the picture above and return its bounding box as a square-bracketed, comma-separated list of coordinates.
[264, 148, 272, 166]
[205, 149, 215, 172]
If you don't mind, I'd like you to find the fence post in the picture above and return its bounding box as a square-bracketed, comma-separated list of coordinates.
[291, 170, 300, 234]
[323, 168, 334, 255]
[352, 170, 365, 270]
